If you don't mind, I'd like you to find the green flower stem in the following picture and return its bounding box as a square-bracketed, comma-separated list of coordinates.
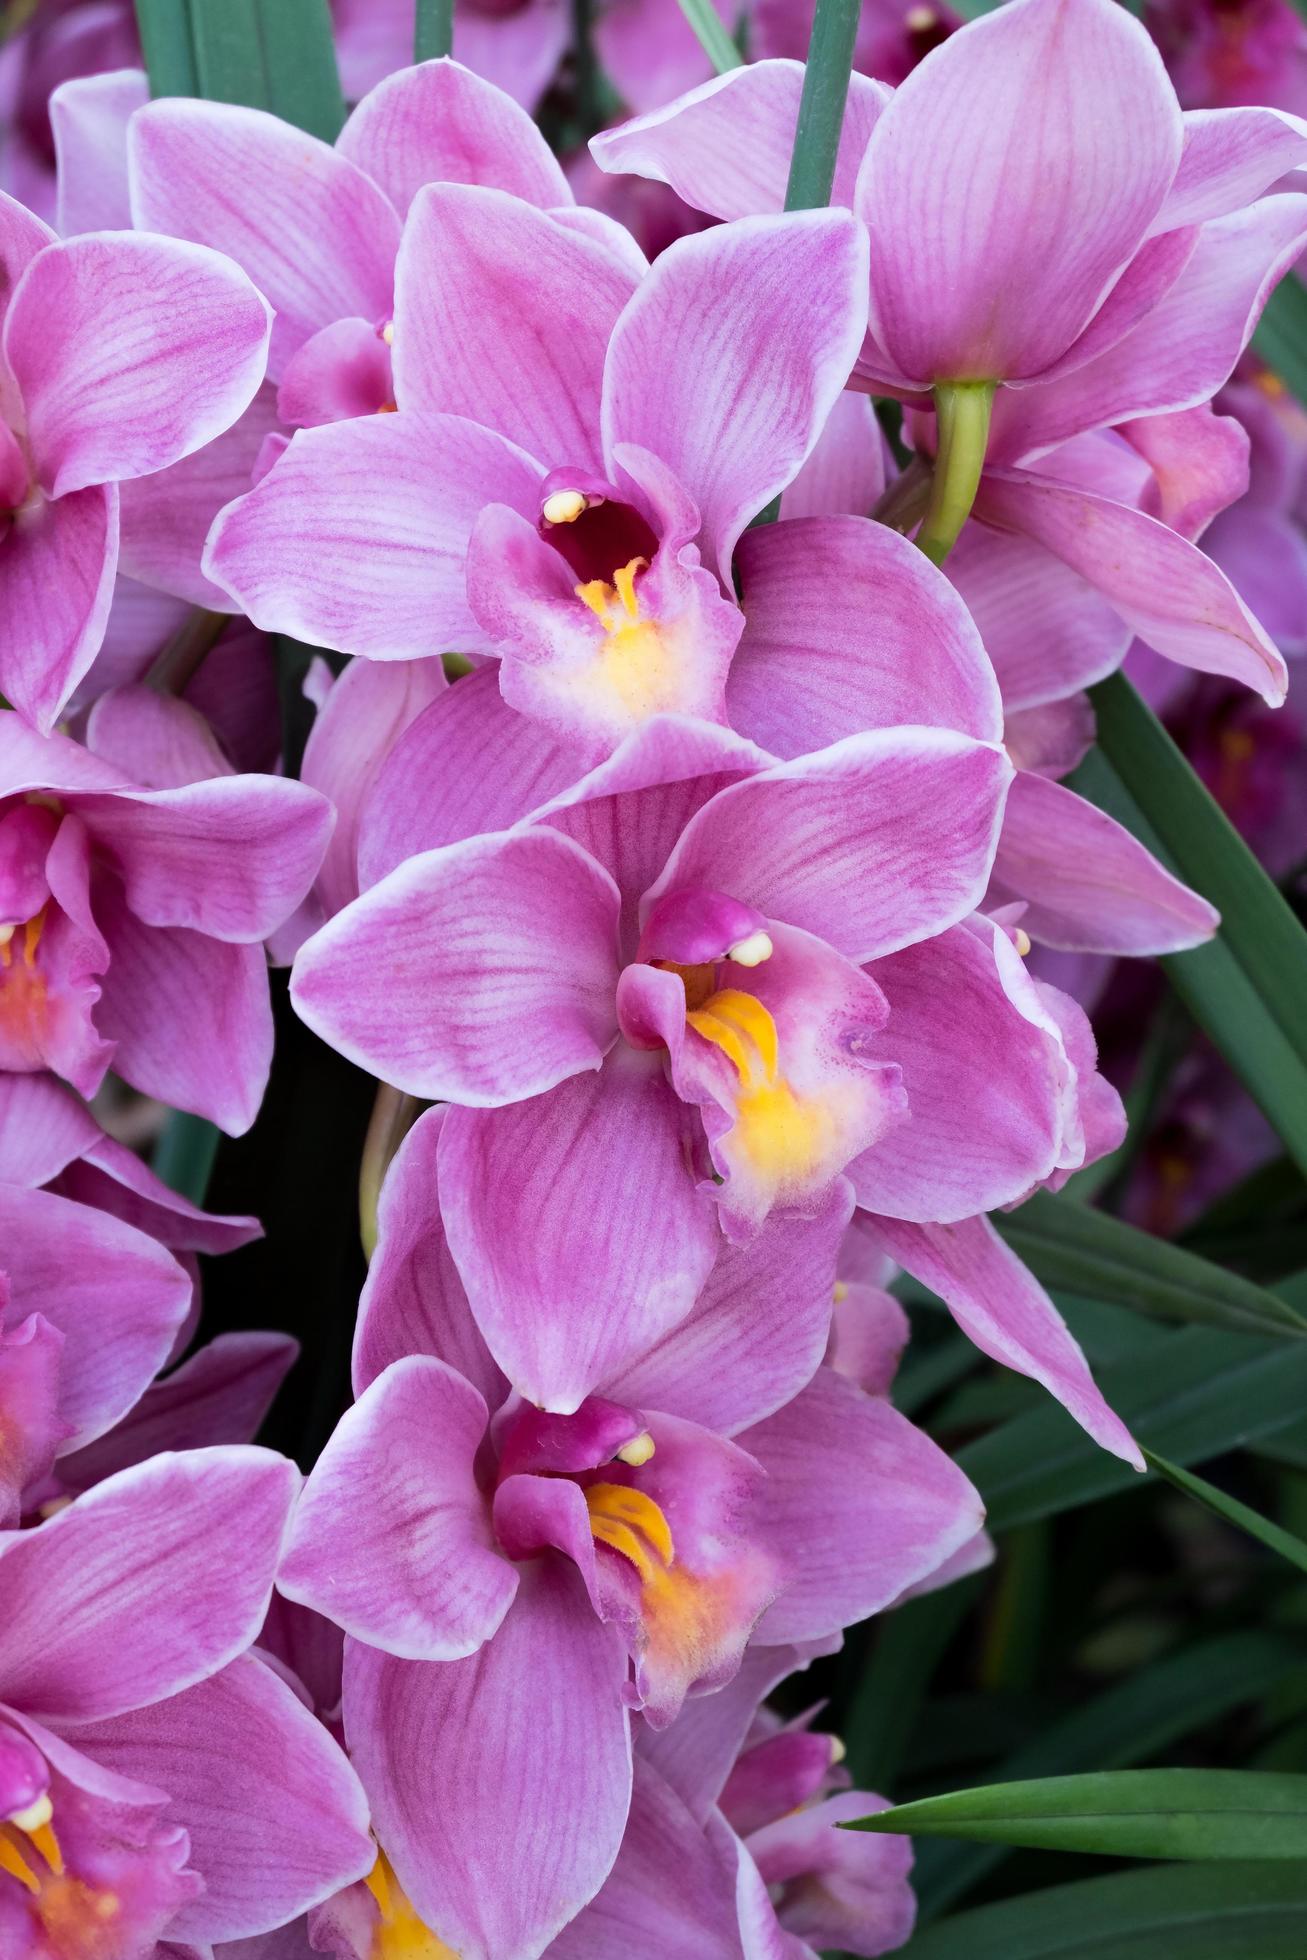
[415, 0, 455, 59]
[916, 380, 995, 567]
[359, 1082, 422, 1259]
[783, 0, 862, 210]
[146, 608, 228, 696]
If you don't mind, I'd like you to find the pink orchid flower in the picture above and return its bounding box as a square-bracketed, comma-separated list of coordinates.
[203, 198, 869, 758]
[0, 187, 270, 732]
[290, 714, 1137, 1462]
[115, 56, 622, 611]
[0, 1449, 373, 1956]
[274, 1108, 982, 1960]
[0, 693, 332, 1132]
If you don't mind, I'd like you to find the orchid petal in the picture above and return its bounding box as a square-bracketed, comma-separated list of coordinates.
[731, 515, 1003, 753]
[128, 98, 399, 376]
[646, 730, 1012, 965]
[5, 233, 271, 498]
[989, 769, 1219, 953]
[602, 211, 869, 580]
[338, 56, 572, 216]
[204, 413, 543, 658]
[343, 1561, 631, 1960]
[290, 827, 620, 1103]
[589, 60, 887, 221]
[70, 1654, 373, 1944]
[854, 0, 1181, 382]
[748, 1366, 986, 1642]
[439, 1050, 721, 1410]
[392, 183, 636, 467]
[0, 1447, 298, 1722]
[280, 1357, 516, 1661]
[974, 470, 1289, 705]
[870, 1211, 1143, 1464]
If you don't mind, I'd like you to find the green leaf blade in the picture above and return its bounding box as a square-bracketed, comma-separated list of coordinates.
[994, 1190, 1307, 1342]
[848, 1769, 1307, 1861]
[1079, 674, 1307, 1180]
[133, 0, 199, 95]
[898, 1862, 1307, 1959]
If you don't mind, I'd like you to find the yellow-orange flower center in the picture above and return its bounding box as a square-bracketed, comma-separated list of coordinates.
[365, 1850, 459, 1959]
[1, 1795, 123, 1960]
[686, 987, 835, 1182]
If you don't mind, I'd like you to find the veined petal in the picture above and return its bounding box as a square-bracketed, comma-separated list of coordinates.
[204, 413, 544, 658]
[357, 667, 582, 886]
[602, 211, 869, 580]
[128, 98, 400, 377]
[870, 1211, 1143, 1464]
[338, 56, 572, 216]
[645, 730, 1013, 965]
[5, 233, 271, 498]
[975, 470, 1289, 705]
[342, 1561, 632, 1960]
[290, 827, 621, 1103]
[67, 1654, 374, 1945]
[279, 1357, 517, 1661]
[946, 523, 1132, 713]
[392, 183, 636, 467]
[1155, 105, 1307, 231]
[118, 386, 282, 611]
[848, 916, 1069, 1222]
[854, 0, 1181, 382]
[95, 893, 274, 1135]
[0, 482, 118, 735]
[747, 1365, 986, 1641]
[548, 1759, 747, 1960]
[0, 1448, 299, 1722]
[731, 515, 1003, 753]
[991, 196, 1307, 461]
[606, 1184, 853, 1437]
[301, 653, 447, 919]
[83, 773, 332, 943]
[589, 60, 888, 221]
[989, 769, 1219, 953]
[439, 1051, 721, 1410]
[55, 1332, 297, 1495]
[0, 1182, 191, 1453]
[353, 1107, 506, 1408]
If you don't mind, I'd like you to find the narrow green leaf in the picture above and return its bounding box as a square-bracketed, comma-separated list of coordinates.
[672, 0, 741, 74]
[1143, 1448, 1307, 1578]
[189, 0, 271, 111]
[133, 0, 198, 95]
[847, 1768, 1307, 1861]
[415, 0, 456, 61]
[993, 1189, 1307, 1341]
[1080, 675, 1307, 1179]
[899, 1862, 1307, 1959]
[961, 1312, 1307, 1532]
[915, 1631, 1307, 1917]
[254, 0, 346, 140]
[1252, 274, 1307, 405]
[151, 1109, 220, 1207]
[187, 0, 345, 139]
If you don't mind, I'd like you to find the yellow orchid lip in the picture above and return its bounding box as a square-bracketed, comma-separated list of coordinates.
[687, 987, 837, 1185]
[586, 1480, 676, 1584]
[365, 1850, 459, 1958]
